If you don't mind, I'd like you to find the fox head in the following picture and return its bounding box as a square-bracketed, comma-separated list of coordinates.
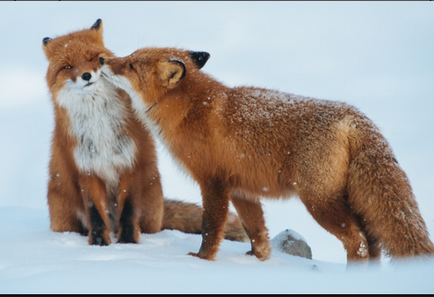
[42, 19, 113, 97]
[100, 47, 210, 113]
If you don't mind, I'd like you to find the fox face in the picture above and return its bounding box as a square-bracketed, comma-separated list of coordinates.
[100, 48, 210, 117]
[54, 55, 103, 96]
[43, 19, 113, 99]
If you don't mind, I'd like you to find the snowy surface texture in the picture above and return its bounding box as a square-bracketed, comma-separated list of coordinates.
[0, 1, 433, 294]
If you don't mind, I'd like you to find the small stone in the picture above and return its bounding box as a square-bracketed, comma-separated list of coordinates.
[271, 229, 312, 259]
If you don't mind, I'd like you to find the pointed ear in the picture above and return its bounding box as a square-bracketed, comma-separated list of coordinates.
[43, 37, 52, 46]
[189, 51, 210, 69]
[91, 19, 102, 30]
[159, 60, 186, 88]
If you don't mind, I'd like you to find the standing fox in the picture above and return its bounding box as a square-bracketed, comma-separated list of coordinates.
[42, 19, 248, 245]
[100, 46, 434, 263]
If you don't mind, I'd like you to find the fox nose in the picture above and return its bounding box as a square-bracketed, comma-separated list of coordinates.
[81, 72, 92, 81]
[99, 57, 105, 65]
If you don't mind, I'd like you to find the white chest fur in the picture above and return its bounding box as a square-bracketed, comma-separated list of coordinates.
[57, 78, 137, 186]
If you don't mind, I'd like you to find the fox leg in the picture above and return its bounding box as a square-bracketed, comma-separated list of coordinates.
[116, 168, 164, 243]
[116, 192, 138, 243]
[188, 177, 230, 261]
[366, 234, 381, 261]
[136, 171, 164, 234]
[48, 188, 86, 234]
[355, 214, 382, 261]
[116, 172, 140, 244]
[230, 194, 271, 260]
[300, 191, 370, 263]
[47, 174, 86, 234]
[136, 165, 164, 234]
[80, 175, 111, 246]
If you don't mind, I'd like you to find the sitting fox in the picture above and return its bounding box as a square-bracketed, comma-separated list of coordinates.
[42, 19, 248, 245]
[100, 46, 434, 264]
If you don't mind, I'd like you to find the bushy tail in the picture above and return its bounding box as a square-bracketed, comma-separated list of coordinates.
[347, 117, 434, 259]
[162, 198, 249, 242]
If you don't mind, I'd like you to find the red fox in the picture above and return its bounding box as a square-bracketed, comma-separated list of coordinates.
[42, 19, 248, 246]
[100, 46, 434, 263]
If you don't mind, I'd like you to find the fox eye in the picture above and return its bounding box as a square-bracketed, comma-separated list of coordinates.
[64, 65, 72, 69]
[129, 63, 136, 71]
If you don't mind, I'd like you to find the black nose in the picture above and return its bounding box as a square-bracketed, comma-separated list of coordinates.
[82, 72, 92, 81]
[99, 57, 105, 65]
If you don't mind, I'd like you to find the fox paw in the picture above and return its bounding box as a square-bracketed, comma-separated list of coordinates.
[89, 235, 110, 246]
[188, 251, 215, 261]
[246, 247, 271, 261]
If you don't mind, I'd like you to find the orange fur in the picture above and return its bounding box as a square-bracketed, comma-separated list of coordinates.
[101, 46, 434, 263]
[43, 20, 248, 245]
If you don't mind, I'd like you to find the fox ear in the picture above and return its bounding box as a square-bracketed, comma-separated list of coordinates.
[189, 51, 210, 69]
[43, 37, 52, 46]
[91, 19, 102, 31]
[159, 60, 186, 88]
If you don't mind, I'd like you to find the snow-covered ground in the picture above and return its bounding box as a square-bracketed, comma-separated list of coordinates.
[1, 1, 433, 293]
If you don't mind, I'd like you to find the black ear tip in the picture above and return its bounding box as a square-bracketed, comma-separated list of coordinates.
[91, 19, 102, 30]
[43, 37, 52, 46]
[202, 52, 210, 62]
[189, 51, 210, 69]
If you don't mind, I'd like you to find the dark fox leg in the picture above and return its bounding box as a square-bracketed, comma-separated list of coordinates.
[117, 195, 137, 243]
[80, 175, 111, 246]
[115, 168, 164, 243]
